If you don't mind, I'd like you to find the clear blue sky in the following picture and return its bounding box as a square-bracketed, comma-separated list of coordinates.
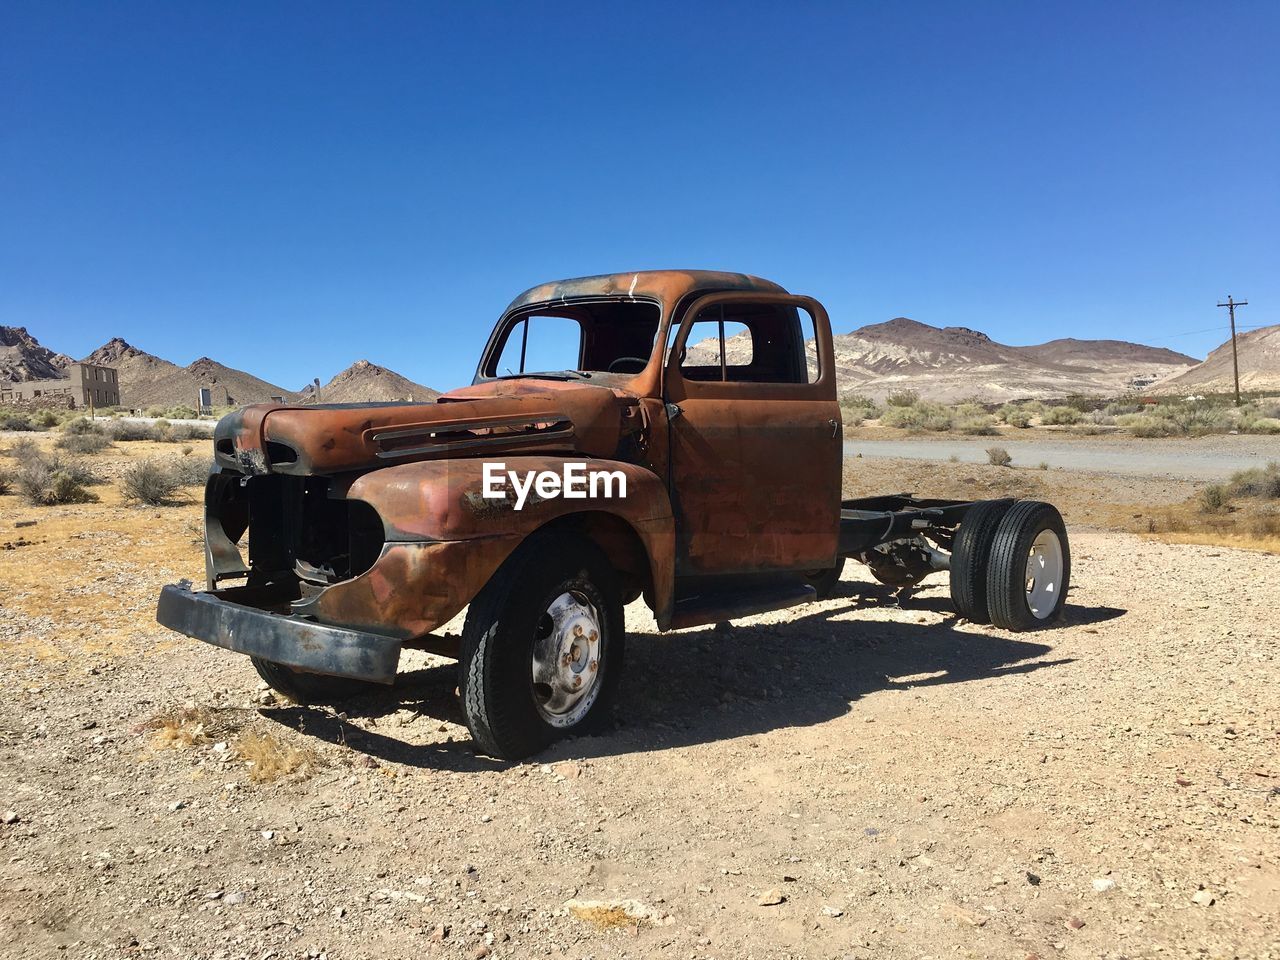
[3, 1, 1277, 392]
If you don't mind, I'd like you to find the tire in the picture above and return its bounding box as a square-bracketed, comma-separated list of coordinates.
[250, 657, 381, 704]
[986, 500, 1070, 631]
[459, 531, 624, 760]
[804, 560, 844, 600]
[949, 499, 1015, 623]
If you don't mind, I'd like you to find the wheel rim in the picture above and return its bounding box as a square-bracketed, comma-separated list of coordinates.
[530, 590, 603, 727]
[1024, 529, 1064, 619]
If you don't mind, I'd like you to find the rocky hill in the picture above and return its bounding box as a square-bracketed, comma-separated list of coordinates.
[688, 316, 1198, 401]
[128, 357, 298, 409]
[80, 338, 179, 406]
[1148, 323, 1280, 396]
[300, 360, 440, 404]
[0, 326, 73, 382]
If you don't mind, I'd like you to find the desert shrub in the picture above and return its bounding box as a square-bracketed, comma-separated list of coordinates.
[164, 405, 200, 420]
[61, 417, 105, 436]
[15, 453, 101, 505]
[167, 422, 213, 441]
[143, 406, 168, 418]
[881, 401, 953, 432]
[1105, 401, 1142, 416]
[1198, 484, 1230, 513]
[956, 414, 998, 435]
[885, 389, 919, 408]
[1087, 409, 1115, 426]
[1115, 413, 1174, 438]
[986, 446, 1013, 467]
[953, 402, 986, 420]
[999, 404, 1033, 428]
[120, 458, 182, 505]
[32, 409, 61, 428]
[1226, 462, 1280, 500]
[1041, 405, 1083, 426]
[0, 470, 10, 495]
[1064, 394, 1100, 413]
[3, 437, 41, 461]
[1022, 400, 1047, 416]
[1244, 418, 1280, 435]
[106, 419, 158, 441]
[1038, 461, 1049, 471]
[170, 456, 212, 486]
[55, 432, 112, 454]
[0, 413, 35, 432]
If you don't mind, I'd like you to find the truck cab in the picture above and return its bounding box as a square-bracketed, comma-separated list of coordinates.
[158, 270, 1070, 759]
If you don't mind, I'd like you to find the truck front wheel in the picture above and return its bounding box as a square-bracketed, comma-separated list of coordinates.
[250, 657, 381, 704]
[459, 532, 625, 760]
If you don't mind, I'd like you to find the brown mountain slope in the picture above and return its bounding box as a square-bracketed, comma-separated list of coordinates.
[300, 360, 440, 404]
[129, 357, 296, 409]
[0, 326, 73, 382]
[1148, 324, 1280, 395]
[688, 316, 1198, 401]
[80, 338, 180, 405]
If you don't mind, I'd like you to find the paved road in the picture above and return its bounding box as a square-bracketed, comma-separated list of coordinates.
[843, 435, 1277, 481]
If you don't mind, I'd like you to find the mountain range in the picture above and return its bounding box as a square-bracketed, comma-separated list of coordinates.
[0, 328, 439, 408]
[3, 317, 1277, 408]
[687, 316, 1230, 401]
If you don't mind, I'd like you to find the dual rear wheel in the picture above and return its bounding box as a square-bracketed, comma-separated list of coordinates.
[950, 500, 1070, 630]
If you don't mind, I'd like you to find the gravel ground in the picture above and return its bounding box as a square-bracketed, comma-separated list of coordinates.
[2, 523, 1278, 959]
[2, 433, 1276, 957]
[843, 433, 1280, 481]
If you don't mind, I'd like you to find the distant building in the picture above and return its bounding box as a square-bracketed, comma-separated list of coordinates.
[0, 362, 121, 409]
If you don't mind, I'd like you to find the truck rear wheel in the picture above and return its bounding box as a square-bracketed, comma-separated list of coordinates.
[459, 531, 624, 760]
[948, 498, 1014, 623]
[986, 501, 1070, 631]
[250, 657, 380, 704]
[804, 561, 844, 600]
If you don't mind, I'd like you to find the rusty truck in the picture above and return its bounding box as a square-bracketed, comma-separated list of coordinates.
[157, 270, 1070, 759]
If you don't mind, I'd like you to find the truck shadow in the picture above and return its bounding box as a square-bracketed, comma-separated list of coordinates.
[263, 583, 1121, 772]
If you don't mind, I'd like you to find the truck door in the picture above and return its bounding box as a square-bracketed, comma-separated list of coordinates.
[663, 292, 841, 576]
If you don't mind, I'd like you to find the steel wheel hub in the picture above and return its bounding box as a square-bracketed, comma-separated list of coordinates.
[1025, 529, 1064, 620]
[530, 590, 603, 727]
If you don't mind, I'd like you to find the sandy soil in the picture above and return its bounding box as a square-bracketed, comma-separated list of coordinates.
[2, 435, 1278, 959]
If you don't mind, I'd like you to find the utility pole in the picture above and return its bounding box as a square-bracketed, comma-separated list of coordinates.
[1216, 295, 1248, 406]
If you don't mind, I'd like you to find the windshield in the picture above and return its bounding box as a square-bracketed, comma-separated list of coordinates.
[482, 298, 661, 379]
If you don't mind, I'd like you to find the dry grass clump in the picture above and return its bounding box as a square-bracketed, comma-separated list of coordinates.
[170, 456, 212, 487]
[236, 731, 316, 783]
[1226, 462, 1280, 500]
[2, 437, 41, 460]
[1040, 405, 1083, 426]
[13, 450, 102, 505]
[1000, 404, 1033, 428]
[0, 470, 11, 495]
[881, 400, 954, 432]
[986, 446, 1013, 467]
[1198, 484, 1230, 513]
[55, 432, 113, 454]
[143, 705, 243, 747]
[120, 458, 182, 505]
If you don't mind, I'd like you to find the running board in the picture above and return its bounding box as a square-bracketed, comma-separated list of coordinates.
[668, 581, 816, 631]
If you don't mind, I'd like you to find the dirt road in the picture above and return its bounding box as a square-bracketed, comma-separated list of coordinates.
[844, 433, 1278, 481]
[3, 519, 1277, 958]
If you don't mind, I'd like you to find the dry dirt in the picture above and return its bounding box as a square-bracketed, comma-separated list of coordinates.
[1, 434, 1278, 959]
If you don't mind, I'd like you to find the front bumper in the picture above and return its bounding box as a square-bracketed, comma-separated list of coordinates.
[156, 583, 401, 684]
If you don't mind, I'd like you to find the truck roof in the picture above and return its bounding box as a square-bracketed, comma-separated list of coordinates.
[506, 270, 787, 313]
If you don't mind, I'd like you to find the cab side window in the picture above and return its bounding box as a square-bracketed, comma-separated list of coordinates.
[678, 301, 817, 384]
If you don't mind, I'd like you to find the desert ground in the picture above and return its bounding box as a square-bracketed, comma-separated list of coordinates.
[1, 433, 1278, 959]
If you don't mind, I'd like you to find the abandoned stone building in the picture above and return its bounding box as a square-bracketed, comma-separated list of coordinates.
[0, 362, 121, 409]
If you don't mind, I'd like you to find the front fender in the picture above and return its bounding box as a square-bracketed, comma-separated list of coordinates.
[342, 456, 676, 630]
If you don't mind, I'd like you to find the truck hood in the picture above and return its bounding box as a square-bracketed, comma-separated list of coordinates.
[213, 379, 643, 476]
